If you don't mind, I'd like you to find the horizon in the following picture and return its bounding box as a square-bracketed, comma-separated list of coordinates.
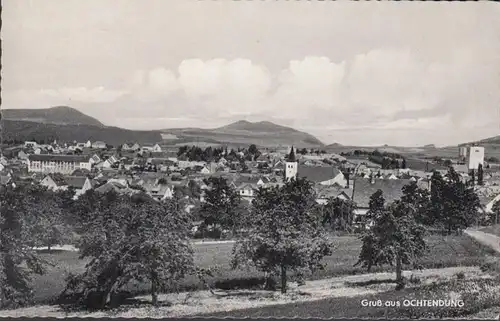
[3, 1, 500, 147]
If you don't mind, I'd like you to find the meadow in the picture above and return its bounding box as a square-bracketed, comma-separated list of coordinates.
[31, 234, 498, 305]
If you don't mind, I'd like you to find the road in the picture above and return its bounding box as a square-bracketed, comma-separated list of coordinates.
[465, 229, 500, 253]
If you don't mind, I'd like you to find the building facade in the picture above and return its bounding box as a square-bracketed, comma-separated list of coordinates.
[466, 146, 485, 170]
[28, 155, 92, 174]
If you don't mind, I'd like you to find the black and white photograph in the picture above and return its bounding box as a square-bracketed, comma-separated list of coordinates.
[1, 0, 500, 319]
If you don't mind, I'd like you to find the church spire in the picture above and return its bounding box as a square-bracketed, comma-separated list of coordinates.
[287, 146, 296, 162]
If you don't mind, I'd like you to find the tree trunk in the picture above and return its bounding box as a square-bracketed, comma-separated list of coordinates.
[395, 253, 404, 290]
[151, 272, 158, 306]
[47, 243, 51, 252]
[280, 265, 287, 294]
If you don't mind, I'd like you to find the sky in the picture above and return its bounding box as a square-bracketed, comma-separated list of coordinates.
[2, 0, 500, 147]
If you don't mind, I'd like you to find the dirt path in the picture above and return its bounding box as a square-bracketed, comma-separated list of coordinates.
[465, 229, 500, 253]
[0, 266, 486, 318]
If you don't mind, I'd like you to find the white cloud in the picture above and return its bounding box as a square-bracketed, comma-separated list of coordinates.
[4, 49, 499, 146]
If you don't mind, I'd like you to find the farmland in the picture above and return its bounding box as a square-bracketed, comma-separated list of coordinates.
[30, 234, 498, 305]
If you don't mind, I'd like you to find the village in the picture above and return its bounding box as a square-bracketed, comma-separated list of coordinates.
[1, 139, 500, 227]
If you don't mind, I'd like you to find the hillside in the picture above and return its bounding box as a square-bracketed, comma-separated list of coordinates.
[161, 120, 325, 148]
[2, 106, 104, 127]
[1, 120, 163, 146]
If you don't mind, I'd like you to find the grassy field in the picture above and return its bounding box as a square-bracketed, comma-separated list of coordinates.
[30, 233, 498, 305]
[479, 225, 500, 237]
[201, 276, 500, 318]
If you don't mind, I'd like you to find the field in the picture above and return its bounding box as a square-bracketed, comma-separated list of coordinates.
[31, 234, 498, 305]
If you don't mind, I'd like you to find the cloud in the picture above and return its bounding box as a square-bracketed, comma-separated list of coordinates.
[3, 49, 499, 146]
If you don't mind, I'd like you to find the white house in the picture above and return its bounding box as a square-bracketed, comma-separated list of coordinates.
[102, 155, 119, 169]
[92, 141, 107, 149]
[89, 154, 102, 165]
[153, 144, 162, 153]
[85, 140, 92, 148]
[28, 154, 92, 174]
[200, 166, 211, 174]
[24, 141, 38, 149]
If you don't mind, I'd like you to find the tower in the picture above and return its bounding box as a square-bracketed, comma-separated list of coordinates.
[466, 146, 485, 170]
[285, 146, 298, 181]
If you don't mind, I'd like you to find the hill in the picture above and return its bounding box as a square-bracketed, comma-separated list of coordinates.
[161, 120, 325, 148]
[2, 106, 104, 127]
[1, 120, 163, 146]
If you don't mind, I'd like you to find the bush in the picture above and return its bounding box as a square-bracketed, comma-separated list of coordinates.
[214, 277, 268, 290]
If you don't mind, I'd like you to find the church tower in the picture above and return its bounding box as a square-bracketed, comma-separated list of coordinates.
[285, 146, 298, 181]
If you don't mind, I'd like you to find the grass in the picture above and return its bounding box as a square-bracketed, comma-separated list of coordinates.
[479, 225, 500, 237]
[31, 234, 498, 305]
[201, 277, 500, 318]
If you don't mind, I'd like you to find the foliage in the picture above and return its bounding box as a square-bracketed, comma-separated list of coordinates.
[320, 197, 356, 231]
[477, 163, 484, 186]
[60, 194, 197, 309]
[0, 184, 48, 308]
[355, 190, 427, 290]
[199, 177, 242, 234]
[231, 178, 334, 293]
[429, 168, 481, 233]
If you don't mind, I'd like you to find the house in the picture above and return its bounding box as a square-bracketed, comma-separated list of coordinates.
[28, 154, 92, 174]
[40, 175, 93, 199]
[315, 185, 351, 205]
[24, 141, 38, 149]
[130, 143, 141, 151]
[40, 174, 68, 191]
[122, 143, 132, 151]
[141, 178, 174, 201]
[92, 141, 107, 149]
[102, 155, 119, 169]
[89, 154, 102, 165]
[66, 176, 94, 199]
[218, 157, 228, 166]
[0, 163, 4, 172]
[236, 183, 258, 201]
[200, 166, 210, 174]
[84, 140, 92, 148]
[351, 178, 428, 218]
[76, 143, 86, 149]
[297, 165, 347, 187]
[152, 144, 162, 153]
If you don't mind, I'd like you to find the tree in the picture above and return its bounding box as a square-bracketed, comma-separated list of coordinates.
[61, 195, 197, 308]
[231, 178, 333, 293]
[401, 158, 407, 169]
[400, 181, 431, 226]
[25, 185, 72, 251]
[491, 200, 500, 226]
[320, 197, 356, 231]
[355, 196, 426, 290]
[0, 184, 47, 308]
[199, 177, 242, 235]
[430, 168, 480, 233]
[478, 164, 484, 186]
[365, 189, 385, 225]
[470, 169, 475, 186]
[248, 144, 258, 156]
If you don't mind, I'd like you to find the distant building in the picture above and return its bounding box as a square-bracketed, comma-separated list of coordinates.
[28, 154, 92, 174]
[285, 146, 298, 181]
[24, 141, 38, 149]
[466, 146, 485, 170]
[92, 141, 107, 149]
